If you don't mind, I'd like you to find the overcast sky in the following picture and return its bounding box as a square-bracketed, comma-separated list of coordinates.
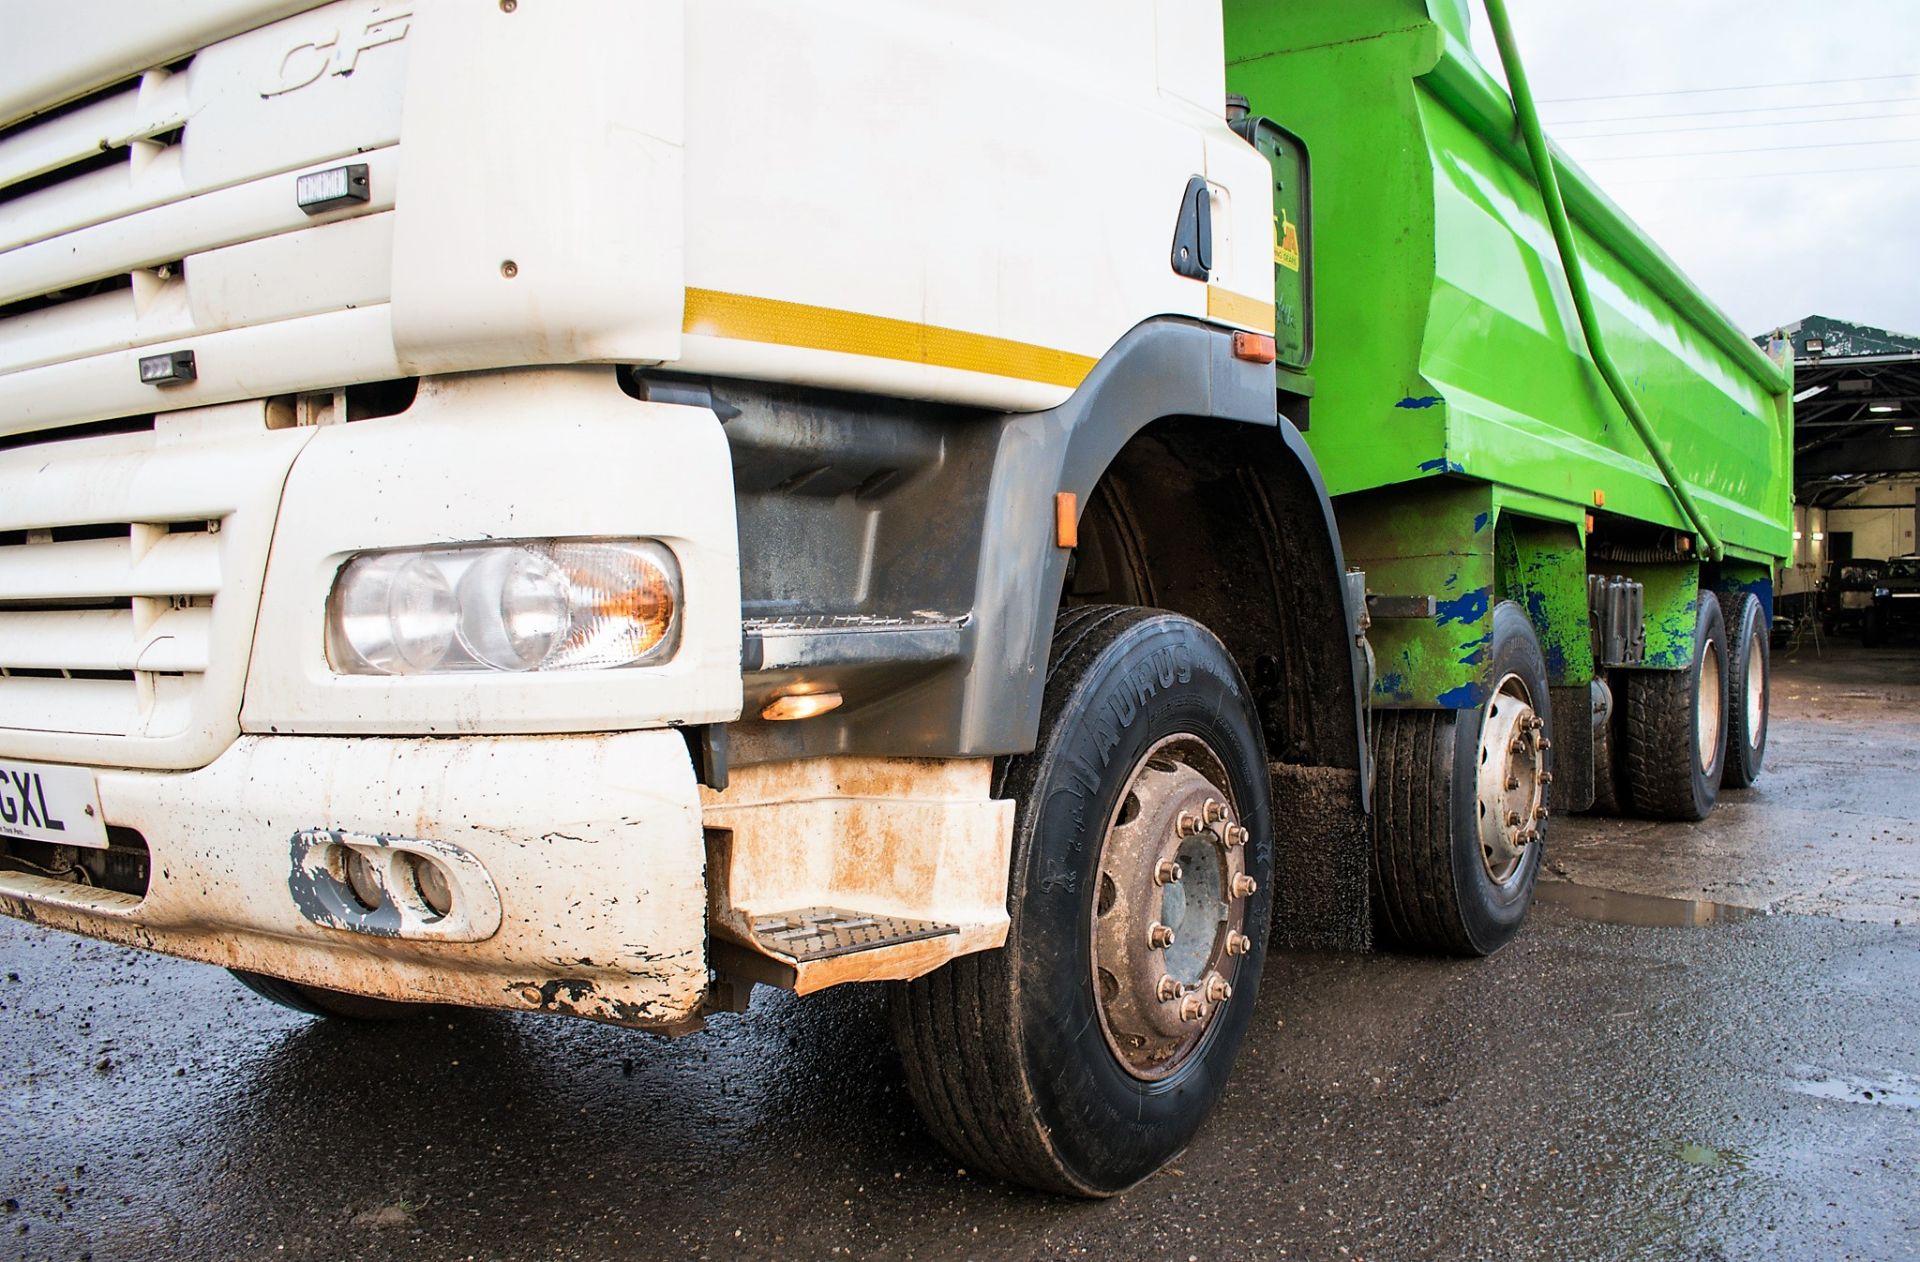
[1466, 0, 1920, 338]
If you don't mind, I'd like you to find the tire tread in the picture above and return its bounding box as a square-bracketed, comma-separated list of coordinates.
[891, 605, 1167, 1196]
[1370, 710, 1475, 956]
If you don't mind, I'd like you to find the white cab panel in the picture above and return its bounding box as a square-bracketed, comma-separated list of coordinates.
[390, 0, 686, 373]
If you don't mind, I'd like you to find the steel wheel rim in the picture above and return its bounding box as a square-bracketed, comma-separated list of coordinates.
[1698, 640, 1724, 771]
[1743, 634, 1764, 741]
[1088, 734, 1253, 1083]
[1474, 672, 1549, 888]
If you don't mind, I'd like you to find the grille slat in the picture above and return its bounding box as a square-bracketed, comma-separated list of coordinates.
[0, 87, 139, 194]
[0, 675, 143, 737]
[0, 606, 211, 674]
[0, 532, 220, 602]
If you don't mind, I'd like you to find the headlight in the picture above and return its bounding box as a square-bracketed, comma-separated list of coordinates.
[327, 539, 681, 676]
[1874, 587, 1892, 599]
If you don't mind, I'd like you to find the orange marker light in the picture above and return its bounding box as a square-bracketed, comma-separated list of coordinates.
[1232, 331, 1278, 364]
[1055, 492, 1079, 549]
[1592, 489, 1607, 508]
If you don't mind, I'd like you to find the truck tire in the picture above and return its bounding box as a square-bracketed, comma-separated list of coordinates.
[1588, 676, 1625, 816]
[891, 606, 1274, 1197]
[1862, 605, 1888, 648]
[1717, 592, 1768, 789]
[1621, 596, 1728, 821]
[229, 969, 435, 1021]
[1370, 602, 1550, 957]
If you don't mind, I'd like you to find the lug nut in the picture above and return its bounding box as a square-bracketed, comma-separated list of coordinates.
[1226, 930, 1252, 956]
[1226, 824, 1248, 848]
[1178, 994, 1207, 1023]
[1505, 810, 1523, 827]
[1506, 775, 1520, 791]
[1538, 737, 1553, 752]
[1539, 772, 1555, 786]
[1534, 805, 1550, 820]
[1230, 874, 1258, 899]
[1155, 860, 1184, 886]
[1149, 922, 1176, 949]
[1157, 974, 1181, 1001]
[1203, 799, 1227, 825]
[1176, 811, 1201, 837]
[1205, 974, 1232, 1003]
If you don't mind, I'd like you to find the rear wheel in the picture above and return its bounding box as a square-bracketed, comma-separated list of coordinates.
[891, 606, 1273, 1196]
[1622, 596, 1728, 821]
[230, 969, 435, 1021]
[1718, 592, 1769, 789]
[1371, 602, 1551, 957]
[1587, 676, 1626, 816]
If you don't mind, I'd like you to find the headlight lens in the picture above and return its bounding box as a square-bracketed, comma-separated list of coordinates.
[327, 539, 681, 676]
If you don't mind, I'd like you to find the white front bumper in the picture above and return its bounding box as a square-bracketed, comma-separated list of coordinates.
[0, 730, 712, 1030]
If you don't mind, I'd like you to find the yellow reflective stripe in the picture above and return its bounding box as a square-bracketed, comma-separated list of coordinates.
[682, 288, 1098, 389]
[1207, 286, 1277, 334]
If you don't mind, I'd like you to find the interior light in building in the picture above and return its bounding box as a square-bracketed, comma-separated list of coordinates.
[1897, 425, 1916, 434]
[1812, 532, 1825, 542]
[1870, 405, 1900, 414]
[1793, 530, 1804, 540]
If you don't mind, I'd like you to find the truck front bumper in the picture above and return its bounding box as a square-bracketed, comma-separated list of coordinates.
[0, 730, 710, 1031]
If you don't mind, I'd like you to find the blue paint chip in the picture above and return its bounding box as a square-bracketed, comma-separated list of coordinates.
[1418, 457, 1467, 475]
[1473, 512, 1490, 533]
[1437, 682, 1483, 709]
[1457, 633, 1492, 667]
[1434, 586, 1491, 627]
[1396, 396, 1444, 410]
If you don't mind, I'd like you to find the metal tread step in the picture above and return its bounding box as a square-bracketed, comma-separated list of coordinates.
[746, 906, 957, 962]
[742, 613, 970, 672]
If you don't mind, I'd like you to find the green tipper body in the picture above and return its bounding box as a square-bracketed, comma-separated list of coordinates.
[1223, 0, 1792, 709]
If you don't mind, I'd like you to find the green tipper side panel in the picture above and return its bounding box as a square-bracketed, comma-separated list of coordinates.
[1222, 0, 1793, 566]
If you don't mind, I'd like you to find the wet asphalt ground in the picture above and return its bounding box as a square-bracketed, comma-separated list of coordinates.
[4, 641, 1917, 1261]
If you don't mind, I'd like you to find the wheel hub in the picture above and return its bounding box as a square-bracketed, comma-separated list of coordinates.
[1090, 738, 1253, 1081]
[1475, 676, 1550, 886]
[1698, 640, 1725, 771]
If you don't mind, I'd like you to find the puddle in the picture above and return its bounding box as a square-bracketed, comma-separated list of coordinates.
[1668, 1138, 1750, 1171]
[1782, 1067, 1920, 1111]
[1535, 881, 1768, 928]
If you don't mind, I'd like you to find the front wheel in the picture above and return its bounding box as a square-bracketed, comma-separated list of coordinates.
[891, 606, 1274, 1197]
[230, 969, 437, 1021]
[1370, 601, 1552, 957]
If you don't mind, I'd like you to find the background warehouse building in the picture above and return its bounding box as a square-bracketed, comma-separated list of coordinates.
[1773, 315, 1920, 600]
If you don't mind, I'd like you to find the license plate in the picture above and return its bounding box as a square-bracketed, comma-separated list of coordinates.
[0, 759, 108, 850]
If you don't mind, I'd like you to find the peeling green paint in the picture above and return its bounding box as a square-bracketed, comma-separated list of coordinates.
[1497, 518, 1593, 686]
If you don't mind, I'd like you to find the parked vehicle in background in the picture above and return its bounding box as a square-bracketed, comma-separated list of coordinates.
[1864, 556, 1920, 646]
[1823, 558, 1886, 637]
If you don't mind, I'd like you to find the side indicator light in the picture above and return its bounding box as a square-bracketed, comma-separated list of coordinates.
[1055, 492, 1079, 549]
[1232, 331, 1278, 364]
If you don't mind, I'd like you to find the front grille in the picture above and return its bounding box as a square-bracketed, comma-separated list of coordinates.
[0, 517, 222, 739]
[0, 1, 408, 443]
